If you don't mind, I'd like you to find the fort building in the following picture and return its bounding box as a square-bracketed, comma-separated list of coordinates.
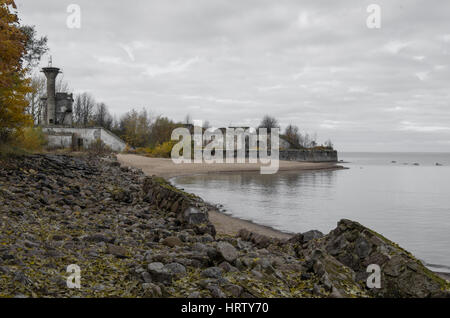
[40, 63, 126, 152]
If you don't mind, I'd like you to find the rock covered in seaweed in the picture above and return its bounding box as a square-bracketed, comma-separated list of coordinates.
[303, 219, 450, 298]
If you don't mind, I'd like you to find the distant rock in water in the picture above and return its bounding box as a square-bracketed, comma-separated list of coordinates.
[436, 163, 443, 166]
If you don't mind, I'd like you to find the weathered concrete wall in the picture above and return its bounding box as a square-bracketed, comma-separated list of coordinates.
[142, 177, 216, 236]
[42, 126, 126, 152]
[46, 134, 73, 150]
[279, 149, 338, 162]
[100, 129, 128, 152]
[221, 149, 338, 162]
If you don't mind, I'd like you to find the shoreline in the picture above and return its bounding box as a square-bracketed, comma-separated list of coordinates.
[117, 154, 344, 239]
[117, 154, 450, 280]
[2, 153, 446, 297]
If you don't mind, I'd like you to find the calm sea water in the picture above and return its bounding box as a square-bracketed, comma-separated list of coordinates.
[172, 153, 450, 273]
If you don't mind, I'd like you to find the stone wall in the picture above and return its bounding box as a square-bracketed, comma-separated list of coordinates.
[142, 177, 216, 237]
[279, 149, 338, 162]
[220, 149, 338, 163]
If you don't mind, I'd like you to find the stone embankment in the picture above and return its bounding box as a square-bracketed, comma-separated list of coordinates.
[0, 154, 448, 297]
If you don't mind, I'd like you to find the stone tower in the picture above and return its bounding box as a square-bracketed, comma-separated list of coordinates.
[42, 66, 60, 125]
[41, 64, 73, 126]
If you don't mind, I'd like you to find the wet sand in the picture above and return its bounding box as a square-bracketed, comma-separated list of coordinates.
[117, 154, 342, 239]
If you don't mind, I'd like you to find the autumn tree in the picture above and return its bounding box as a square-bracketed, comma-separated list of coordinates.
[21, 25, 48, 125]
[117, 108, 153, 148]
[0, 0, 32, 141]
[150, 116, 179, 148]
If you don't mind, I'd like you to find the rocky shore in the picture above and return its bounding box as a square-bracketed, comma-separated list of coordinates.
[0, 154, 448, 298]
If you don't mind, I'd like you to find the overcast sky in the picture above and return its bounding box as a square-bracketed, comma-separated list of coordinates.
[16, 0, 450, 152]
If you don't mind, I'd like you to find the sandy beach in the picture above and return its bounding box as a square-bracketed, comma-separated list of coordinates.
[117, 154, 343, 239]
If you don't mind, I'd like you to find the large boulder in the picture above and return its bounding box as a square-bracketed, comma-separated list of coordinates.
[147, 262, 173, 285]
[217, 241, 238, 263]
[309, 219, 450, 298]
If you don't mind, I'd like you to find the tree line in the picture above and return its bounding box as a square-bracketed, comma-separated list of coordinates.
[259, 115, 333, 150]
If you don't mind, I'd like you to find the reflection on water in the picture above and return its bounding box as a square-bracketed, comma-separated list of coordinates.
[172, 153, 450, 272]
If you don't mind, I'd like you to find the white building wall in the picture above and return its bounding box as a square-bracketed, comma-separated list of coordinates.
[47, 134, 73, 149]
[100, 129, 127, 152]
[43, 127, 126, 152]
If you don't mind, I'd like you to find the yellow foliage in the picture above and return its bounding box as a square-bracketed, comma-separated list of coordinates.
[13, 127, 47, 151]
[150, 140, 177, 158]
[0, 0, 33, 141]
[135, 147, 152, 155]
[134, 140, 177, 158]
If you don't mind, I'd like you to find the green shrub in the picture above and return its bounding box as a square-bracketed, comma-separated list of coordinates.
[13, 127, 47, 152]
[150, 140, 177, 158]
